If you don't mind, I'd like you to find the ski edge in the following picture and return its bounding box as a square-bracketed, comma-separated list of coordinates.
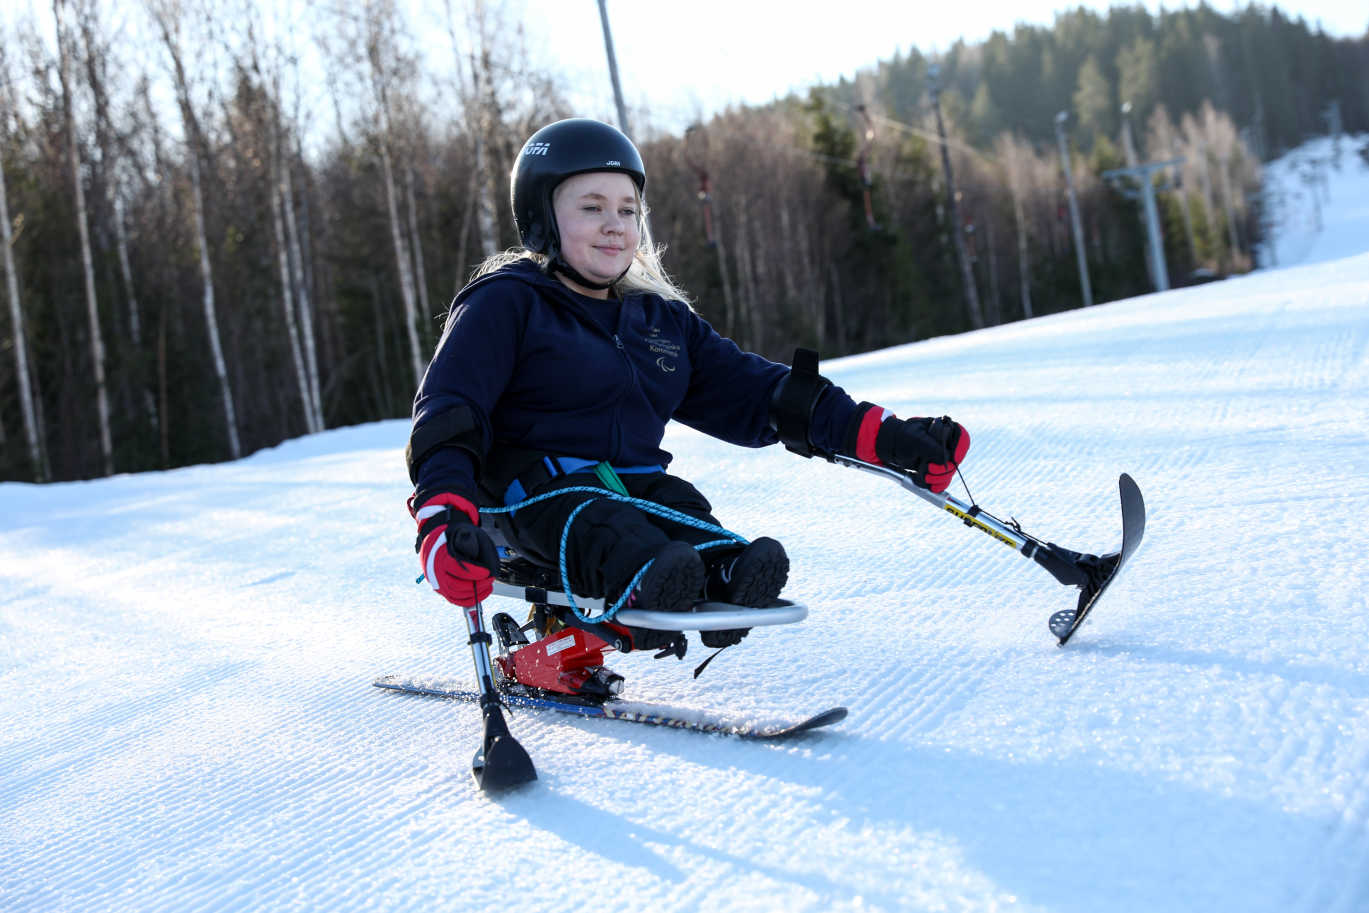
[373, 675, 847, 740]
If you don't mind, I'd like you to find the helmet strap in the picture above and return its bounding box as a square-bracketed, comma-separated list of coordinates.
[545, 250, 632, 294]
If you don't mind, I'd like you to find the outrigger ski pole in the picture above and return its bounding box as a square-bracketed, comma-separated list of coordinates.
[459, 601, 537, 790]
[833, 455, 1146, 645]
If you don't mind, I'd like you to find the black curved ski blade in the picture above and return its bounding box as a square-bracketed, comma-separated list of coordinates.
[1049, 473, 1146, 646]
[770, 706, 848, 736]
[473, 735, 537, 791]
[472, 705, 537, 791]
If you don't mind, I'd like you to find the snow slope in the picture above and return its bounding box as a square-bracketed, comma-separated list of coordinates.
[5, 167, 1369, 913]
[1258, 134, 1369, 268]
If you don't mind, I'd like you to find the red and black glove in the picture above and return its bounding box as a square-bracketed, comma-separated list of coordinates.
[411, 493, 499, 607]
[847, 404, 970, 494]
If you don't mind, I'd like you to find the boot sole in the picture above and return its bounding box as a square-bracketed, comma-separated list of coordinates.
[636, 542, 706, 613]
[721, 538, 789, 607]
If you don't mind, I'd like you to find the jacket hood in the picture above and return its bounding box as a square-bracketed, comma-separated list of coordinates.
[453, 259, 607, 307]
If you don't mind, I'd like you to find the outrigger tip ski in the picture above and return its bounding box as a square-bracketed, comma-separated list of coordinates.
[834, 457, 1147, 646]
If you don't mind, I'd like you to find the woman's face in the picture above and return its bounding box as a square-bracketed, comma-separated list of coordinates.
[551, 171, 640, 297]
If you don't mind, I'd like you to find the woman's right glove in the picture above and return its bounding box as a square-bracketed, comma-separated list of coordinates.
[847, 404, 970, 494]
[412, 493, 499, 607]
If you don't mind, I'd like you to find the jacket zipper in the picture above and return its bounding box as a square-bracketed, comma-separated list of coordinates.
[552, 286, 637, 465]
[611, 332, 632, 462]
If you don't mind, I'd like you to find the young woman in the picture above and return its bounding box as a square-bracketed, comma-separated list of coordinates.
[407, 118, 968, 650]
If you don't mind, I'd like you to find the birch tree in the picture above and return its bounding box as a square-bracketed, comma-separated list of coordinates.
[150, 0, 241, 459]
[0, 118, 47, 480]
[266, 101, 318, 434]
[237, 25, 322, 435]
[75, 0, 158, 434]
[403, 162, 432, 320]
[357, 0, 425, 386]
[55, 0, 114, 475]
[270, 16, 323, 431]
[441, 0, 500, 264]
[281, 136, 323, 429]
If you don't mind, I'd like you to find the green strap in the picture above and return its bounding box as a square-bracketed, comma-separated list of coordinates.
[593, 461, 630, 496]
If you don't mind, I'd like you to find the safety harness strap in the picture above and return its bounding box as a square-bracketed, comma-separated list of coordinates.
[407, 404, 484, 484]
[770, 348, 833, 459]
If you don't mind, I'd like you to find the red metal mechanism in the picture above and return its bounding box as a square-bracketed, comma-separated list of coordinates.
[495, 627, 623, 698]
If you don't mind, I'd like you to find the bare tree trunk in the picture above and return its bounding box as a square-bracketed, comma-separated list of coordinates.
[269, 151, 317, 434]
[1217, 150, 1241, 257]
[442, 0, 500, 260]
[377, 138, 424, 386]
[794, 211, 823, 350]
[56, 0, 113, 475]
[365, 11, 425, 387]
[828, 261, 846, 353]
[0, 145, 46, 480]
[154, 8, 242, 459]
[470, 49, 500, 257]
[984, 215, 1001, 326]
[1012, 188, 1032, 320]
[111, 194, 140, 345]
[112, 191, 158, 432]
[776, 202, 801, 316]
[187, 138, 241, 458]
[454, 167, 478, 290]
[281, 152, 323, 430]
[404, 163, 432, 326]
[731, 202, 754, 350]
[157, 305, 169, 467]
[998, 134, 1034, 320]
[259, 47, 322, 435]
[713, 230, 735, 341]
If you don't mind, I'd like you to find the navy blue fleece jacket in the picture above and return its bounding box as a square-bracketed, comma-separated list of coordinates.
[410, 261, 861, 503]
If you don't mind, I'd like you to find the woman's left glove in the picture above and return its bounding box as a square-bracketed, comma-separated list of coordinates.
[412, 493, 500, 606]
[847, 404, 970, 494]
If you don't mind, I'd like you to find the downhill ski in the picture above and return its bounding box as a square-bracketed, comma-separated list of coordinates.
[374, 675, 847, 740]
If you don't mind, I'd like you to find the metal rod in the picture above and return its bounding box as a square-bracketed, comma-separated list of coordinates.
[1102, 158, 1183, 294]
[833, 454, 1030, 551]
[596, 0, 630, 137]
[1054, 111, 1094, 309]
[462, 603, 498, 696]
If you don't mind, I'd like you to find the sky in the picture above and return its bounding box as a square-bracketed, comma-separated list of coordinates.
[502, 0, 1369, 133]
[4, 0, 1365, 144]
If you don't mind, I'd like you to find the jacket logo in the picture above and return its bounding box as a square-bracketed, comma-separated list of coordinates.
[645, 326, 680, 373]
[525, 143, 550, 156]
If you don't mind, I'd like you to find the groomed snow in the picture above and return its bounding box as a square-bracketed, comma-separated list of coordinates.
[3, 139, 1369, 912]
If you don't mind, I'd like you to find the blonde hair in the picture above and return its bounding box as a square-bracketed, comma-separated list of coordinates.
[471, 190, 693, 307]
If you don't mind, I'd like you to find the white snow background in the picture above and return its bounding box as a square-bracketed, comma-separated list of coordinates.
[4, 137, 1369, 913]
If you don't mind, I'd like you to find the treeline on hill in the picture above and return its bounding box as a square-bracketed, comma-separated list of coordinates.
[1, 1, 1365, 482]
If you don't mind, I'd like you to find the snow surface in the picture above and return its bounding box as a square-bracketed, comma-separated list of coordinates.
[1257, 134, 1369, 268]
[5, 143, 1369, 912]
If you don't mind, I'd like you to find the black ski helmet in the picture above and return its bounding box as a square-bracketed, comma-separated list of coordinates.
[510, 118, 646, 257]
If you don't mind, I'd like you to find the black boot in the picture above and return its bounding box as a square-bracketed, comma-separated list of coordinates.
[609, 541, 703, 657]
[706, 537, 789, 607]
[625, 541, 705, 613]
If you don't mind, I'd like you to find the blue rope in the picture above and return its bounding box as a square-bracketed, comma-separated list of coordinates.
[478, 485, 749, 624]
